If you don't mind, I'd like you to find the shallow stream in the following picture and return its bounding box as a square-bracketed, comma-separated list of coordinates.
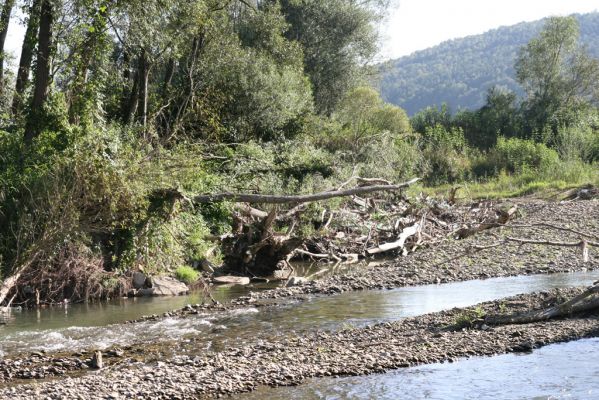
[234, 338, 599, 399]
[1, 269, 598, 357]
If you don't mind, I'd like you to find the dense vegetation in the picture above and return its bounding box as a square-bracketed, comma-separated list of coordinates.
[380, 12, 599, 114]
[0, 0, 597, 305]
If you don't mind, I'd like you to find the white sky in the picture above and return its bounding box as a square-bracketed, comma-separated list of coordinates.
[380, 0, 599, 59]
[4, 0, 599, 65]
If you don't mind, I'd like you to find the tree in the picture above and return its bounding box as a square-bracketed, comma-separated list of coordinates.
[456, 86, 521, 149]
[277, 0, 388, 115]
[515, 16, 599, 138]
[410, 103, 453, 134]
[0, 0, 15, 96]
[24, 0, 54, 143]
[12, 0, 42, 116]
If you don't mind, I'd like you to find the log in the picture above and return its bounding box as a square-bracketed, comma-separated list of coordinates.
[366, 222, 421, 255]
[193, 178, 421, 205]
[486, 284, 599, 325]
[235, 203, 268, 219]
[453, 205, 518, 239]
[0, 257, 36, 306]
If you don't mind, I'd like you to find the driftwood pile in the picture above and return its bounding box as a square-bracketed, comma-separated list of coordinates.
[298, 196, 520, 266]
[198, 178, 528, 277]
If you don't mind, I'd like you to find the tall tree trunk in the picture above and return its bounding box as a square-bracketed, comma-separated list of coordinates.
[161, 58, 175, 99]
[0, 0, 15, 95]
[137, 49, 150, 130]
[165, 34, 202, 139]
[123, 68, 139, 124]
[68, 3, 108, 125]
[24, 0, 53, 144]
[11, 0, 42, 116]
[157, 58, 175, 136]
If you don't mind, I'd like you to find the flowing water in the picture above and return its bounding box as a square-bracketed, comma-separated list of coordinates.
[234, 338, 599, 400]
[1, 269, 598, 357]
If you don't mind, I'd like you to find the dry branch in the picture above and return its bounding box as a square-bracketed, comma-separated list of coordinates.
[434, 236, 597, 268]
[192, 178, 420, 204]
[366, 222, 421, 255]
[486, 284, 599, 325]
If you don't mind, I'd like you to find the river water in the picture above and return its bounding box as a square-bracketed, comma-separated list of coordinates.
[235, 337, 599, 400]
[1, 269, 598, 357]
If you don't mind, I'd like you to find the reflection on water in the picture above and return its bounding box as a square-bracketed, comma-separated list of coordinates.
[235, 338, 599, 400]
[1, 270, 598, 356]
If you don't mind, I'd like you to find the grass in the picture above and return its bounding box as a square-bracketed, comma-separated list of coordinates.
[175, 265, 200, 284]
[413, 161, 599, 201]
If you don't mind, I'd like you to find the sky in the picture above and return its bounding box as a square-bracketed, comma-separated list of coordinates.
[379, 0, 599, 60]
[4, 0, 599, 65]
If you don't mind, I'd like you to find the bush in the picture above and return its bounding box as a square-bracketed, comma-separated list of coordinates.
[555, 123, 599, 163]
[420, 124, 471, 184]
[486, 137, 559, 174]
[175, 266, 199, 284]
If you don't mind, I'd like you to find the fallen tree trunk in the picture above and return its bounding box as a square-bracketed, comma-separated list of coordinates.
[0, 256, 37, 306]
[486, 284, 599, 325]
[193, 178, 420, 204]
[366, 222, 421, 255]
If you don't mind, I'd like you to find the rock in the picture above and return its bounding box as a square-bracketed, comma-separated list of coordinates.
[91, 351, 103, 369]
[271, 270, 291, 281]
[132, 272, 147, 289]
[150, 277, 189, 296]
[213, 276, 250, 285]
[136, 288, 155, 297]
[285, 277, 308, 287]
[127, 289, 138, 298]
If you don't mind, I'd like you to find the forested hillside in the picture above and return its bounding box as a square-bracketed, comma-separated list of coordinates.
[380, 12, 599, 114]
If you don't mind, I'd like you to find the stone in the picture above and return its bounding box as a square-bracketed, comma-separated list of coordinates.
[213, 276, 251, 285]
[91, 351, 103, 369]
[271, 270, 291, 281]
[150, 276, 190, 296]
[136, 288, 155, 297]
[132, 272, 147, 289]
[285, 277, 308, 287]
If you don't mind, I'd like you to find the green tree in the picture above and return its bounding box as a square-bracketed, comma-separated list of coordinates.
[456, 86, 521, 149]
[277, 0, 388, 115]
[515, 16, 599, 138]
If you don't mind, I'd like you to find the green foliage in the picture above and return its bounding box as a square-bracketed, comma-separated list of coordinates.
[516, 16, 599, 136]
[454, 306, 486, 328]
[278, 0, 385, 114]
[485, 137, 560, 174]
[555, 116, 599, 163]
[2, 0, 598, 305]
[411, 104, 453, 134]
[458, 87, 522, 149]
[420, 124, 471, 184]
[175, 265, 200, 284]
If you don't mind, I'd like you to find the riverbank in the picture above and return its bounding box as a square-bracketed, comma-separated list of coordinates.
[0, 198, 597, 397]
[0, 287, 597, 398]
[129, 198, 598, 323]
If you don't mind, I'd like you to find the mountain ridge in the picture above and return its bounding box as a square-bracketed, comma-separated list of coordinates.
[379, 12, 599, 115]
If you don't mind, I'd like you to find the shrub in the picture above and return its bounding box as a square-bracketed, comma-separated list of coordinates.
[486, 137, 559, 174]
[555, 124, 599, 163]
[420, 124, 471, 184]
[175, 266, 200, 284]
